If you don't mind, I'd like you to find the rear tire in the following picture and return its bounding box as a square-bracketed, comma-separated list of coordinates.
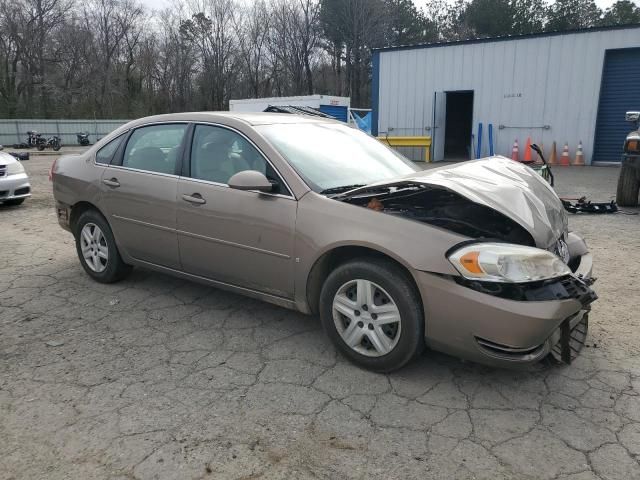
[319, 258, 424, 372]
[616, 162, 639, 207]
[74, 209, 132, 283]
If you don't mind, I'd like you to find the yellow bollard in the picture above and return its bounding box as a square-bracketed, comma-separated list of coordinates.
[378, 136, 432, 162]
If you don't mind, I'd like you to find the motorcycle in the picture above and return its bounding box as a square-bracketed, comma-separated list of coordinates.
[37, 135, 62, 151]
[76, 132, 90, 146]
[26, 130, 43, 148]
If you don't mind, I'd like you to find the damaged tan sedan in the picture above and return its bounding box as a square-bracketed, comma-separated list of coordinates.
[51, 113, 596, 371]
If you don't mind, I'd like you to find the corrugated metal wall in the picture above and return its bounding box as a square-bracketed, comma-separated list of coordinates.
[0, 119, 129, 146]
[376, 26, 640, 164]
[593, 48, 640, 162]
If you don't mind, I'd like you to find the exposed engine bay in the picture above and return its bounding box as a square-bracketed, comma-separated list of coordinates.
[339, 184, 536, 246]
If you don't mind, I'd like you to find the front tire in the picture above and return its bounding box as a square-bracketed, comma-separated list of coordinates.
[616, 162, 639, 207]
[319, 258, 424, 372]
[74, 209, 132, 283]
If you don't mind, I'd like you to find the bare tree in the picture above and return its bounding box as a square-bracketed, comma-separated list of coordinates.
[153, 6, 196, 112]
[233, 0, 271, 98]
[0, 0, 25, 116]
[83, 0, 143, 116]
[183, 0, 238, 110]
[54, 12, 94, 116]
[269, 0, 320, 95]
[0, 0, 70, 116]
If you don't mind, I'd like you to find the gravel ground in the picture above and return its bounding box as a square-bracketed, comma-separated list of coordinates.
[2, 152, 640, 480]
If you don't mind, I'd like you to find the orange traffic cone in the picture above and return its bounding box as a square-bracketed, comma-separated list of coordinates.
[574, 141, 585, 166]
[511, 139, 519, 162]
[549, 142, 557, 165]
[560, 143, 570, 166]
[523, 137, 532, 162]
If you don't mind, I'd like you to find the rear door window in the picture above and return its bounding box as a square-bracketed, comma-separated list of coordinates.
[122, 124, 187, 175]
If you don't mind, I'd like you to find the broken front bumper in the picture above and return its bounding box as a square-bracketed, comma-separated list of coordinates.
[415, 234, 596, 368]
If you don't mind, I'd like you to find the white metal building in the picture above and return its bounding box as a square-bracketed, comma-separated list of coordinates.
[372, 24, 640, 164]
[229, 95, 350, 122]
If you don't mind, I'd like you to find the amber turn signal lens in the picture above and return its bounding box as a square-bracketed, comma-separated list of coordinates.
[627, 140, 639, 152]
[459, 251, 483, 274]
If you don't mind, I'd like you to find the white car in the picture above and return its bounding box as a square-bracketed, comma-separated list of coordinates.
[0, 152, 31, 206]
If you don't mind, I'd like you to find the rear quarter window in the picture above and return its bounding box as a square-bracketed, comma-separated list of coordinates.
[96, 134, 125, 165]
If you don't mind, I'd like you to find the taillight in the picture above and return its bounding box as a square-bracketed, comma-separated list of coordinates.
[48, 158, 57, 181]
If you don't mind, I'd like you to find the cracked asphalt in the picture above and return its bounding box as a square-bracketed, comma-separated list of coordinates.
[2, 153, 640, 479]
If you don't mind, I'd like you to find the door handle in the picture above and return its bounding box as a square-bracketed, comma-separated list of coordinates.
[182, 193, 206, 205]
[103, 178, 120, 188]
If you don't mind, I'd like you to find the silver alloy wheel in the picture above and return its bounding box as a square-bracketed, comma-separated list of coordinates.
[332, 279, 402, 357]
[80, 223, 108, 273]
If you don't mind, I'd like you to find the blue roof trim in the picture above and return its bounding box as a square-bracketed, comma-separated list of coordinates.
[373, 23, 640, 54]
[371, 50, 380, 136]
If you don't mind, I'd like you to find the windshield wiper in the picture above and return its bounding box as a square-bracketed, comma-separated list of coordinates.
[320, 184, 367, 195]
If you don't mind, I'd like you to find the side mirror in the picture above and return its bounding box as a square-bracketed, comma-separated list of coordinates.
[625, 111, 640, 123]
[228, 170, 273, 192]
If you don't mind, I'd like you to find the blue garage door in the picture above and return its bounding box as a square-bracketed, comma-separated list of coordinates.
[593, 48, 640, 163]
[319, 105, 348, 122]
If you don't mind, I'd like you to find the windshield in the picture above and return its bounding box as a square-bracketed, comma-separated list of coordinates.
[256, 123, 419, 193]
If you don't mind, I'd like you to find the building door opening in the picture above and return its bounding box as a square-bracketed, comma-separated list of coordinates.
[444, 91, 474, 161]
[593, 48, 640, 163]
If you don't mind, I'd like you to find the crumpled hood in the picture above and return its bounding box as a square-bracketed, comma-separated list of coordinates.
[343, 156, 568, 248]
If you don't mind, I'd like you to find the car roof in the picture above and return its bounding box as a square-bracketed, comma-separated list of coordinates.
[129, 111, 338, 127]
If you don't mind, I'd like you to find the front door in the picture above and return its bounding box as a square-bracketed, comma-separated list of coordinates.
[432, 91, 447, 161]
[176, 124, 296, 298]
[100, 123, 188, 269]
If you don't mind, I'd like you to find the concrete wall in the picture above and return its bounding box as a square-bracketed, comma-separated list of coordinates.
[375, 25, 640, 164]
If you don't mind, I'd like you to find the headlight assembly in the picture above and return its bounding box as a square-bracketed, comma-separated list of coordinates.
[448, 242, 571, 283]
[624, 138, 639, 154]
[7, 161, 25, 175]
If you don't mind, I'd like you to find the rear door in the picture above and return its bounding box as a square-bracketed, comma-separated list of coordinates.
[176, 123, 297, 298]
[100, 123, 188, 269]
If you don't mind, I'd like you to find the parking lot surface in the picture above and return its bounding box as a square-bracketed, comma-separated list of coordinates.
[2, 152, 640, 479]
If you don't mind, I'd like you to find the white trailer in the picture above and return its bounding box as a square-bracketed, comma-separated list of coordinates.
[229, 95, 351, 122]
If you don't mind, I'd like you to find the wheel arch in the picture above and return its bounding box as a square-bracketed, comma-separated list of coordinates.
[305, 244, 422, 316]
[69, 201, 108, 234]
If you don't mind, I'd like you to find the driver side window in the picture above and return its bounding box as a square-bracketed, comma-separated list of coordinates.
[189, 125, 291, 195]
[123, 124, 187, 175]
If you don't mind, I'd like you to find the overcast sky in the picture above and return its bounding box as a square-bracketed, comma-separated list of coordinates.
[139, 0, 629, 15]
